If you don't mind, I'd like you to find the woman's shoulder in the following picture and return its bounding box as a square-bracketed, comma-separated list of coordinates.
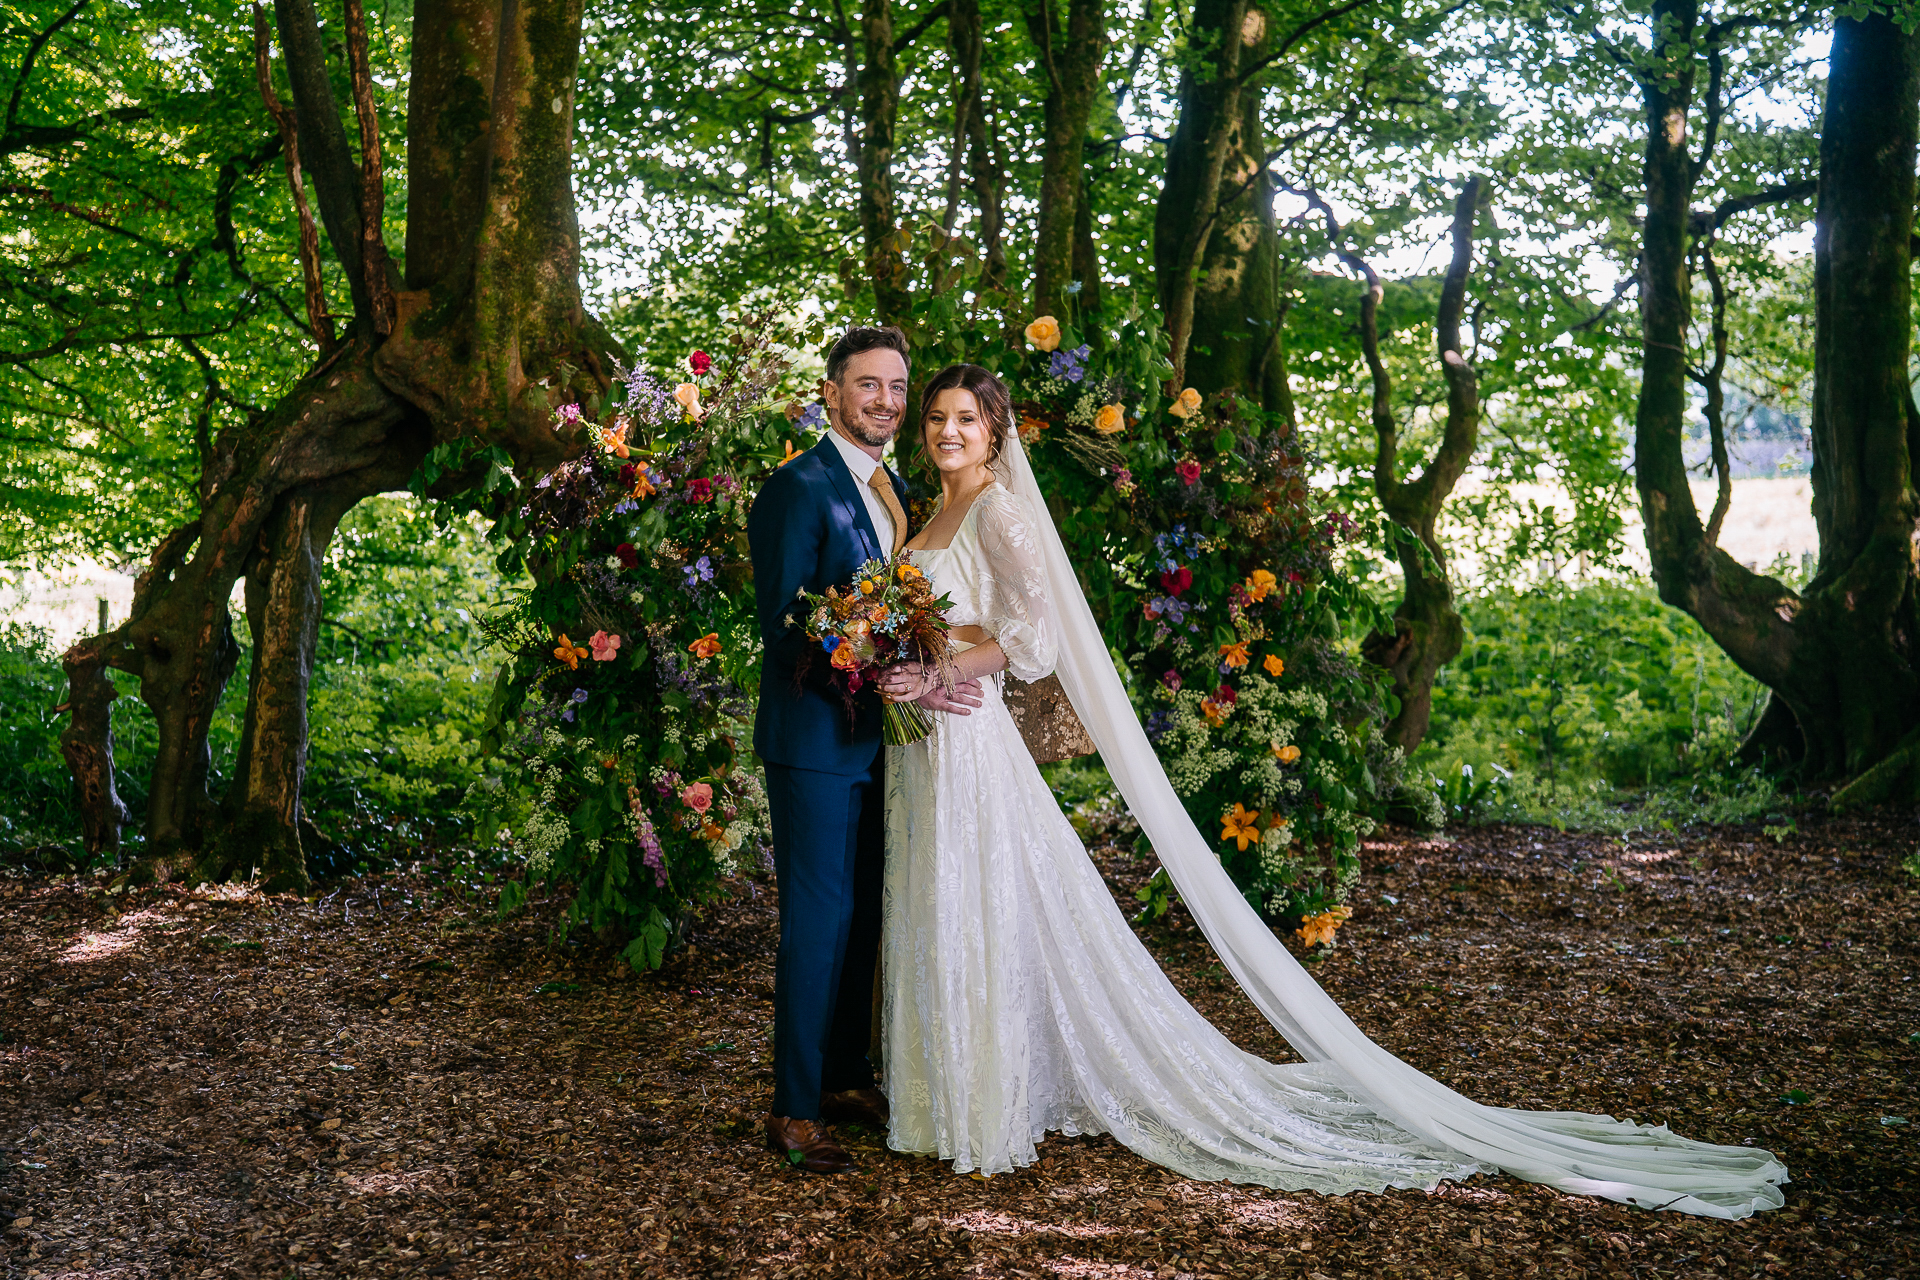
[973, 481, 1042, 541]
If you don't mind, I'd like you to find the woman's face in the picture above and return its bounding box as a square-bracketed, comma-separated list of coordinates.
[922, 387, 993, 478]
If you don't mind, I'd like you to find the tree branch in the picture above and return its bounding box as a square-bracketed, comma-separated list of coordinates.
[892, 0, 950, 54]
[1235, 0, 1377, 84]
[0, 108, 150, 157]
[1687, 178, 1817, 236]
[272, 0, 368, 325]
[252, 3, 335, 354]
[341, 0, 396, 335]
[3, 0, 90, 140]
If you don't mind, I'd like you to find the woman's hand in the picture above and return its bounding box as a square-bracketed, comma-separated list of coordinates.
[880, 661, 939, 703]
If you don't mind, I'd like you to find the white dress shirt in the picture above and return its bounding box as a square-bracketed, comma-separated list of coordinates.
[826, 427, 897, 552]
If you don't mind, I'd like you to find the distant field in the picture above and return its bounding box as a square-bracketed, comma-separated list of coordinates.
[2, 477, 1823, 648]
[1442, 474, 1816, 585]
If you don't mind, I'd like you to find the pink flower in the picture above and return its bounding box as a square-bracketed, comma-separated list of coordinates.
[1161, 669, 1182, 692]
[590, 631, 622, 662]
[681, 782, 713, 813]
[686, 476, 714, 503]
[1175, 459, 1202, 486]
[555, 402, 583, 427]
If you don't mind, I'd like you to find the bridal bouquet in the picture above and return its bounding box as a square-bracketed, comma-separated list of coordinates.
[797, 554, 955, 745]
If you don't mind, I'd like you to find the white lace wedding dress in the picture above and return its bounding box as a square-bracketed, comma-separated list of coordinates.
[879, 442, 1788, 1219]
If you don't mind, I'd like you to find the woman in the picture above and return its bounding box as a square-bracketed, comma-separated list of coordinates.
[876, 364, 1787, 1219]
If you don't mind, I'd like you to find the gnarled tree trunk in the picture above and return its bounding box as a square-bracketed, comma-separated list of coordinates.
[1635, 8, 1920, 796]
[59, 0, 614, 888]
[1359, 178, 1486, 752]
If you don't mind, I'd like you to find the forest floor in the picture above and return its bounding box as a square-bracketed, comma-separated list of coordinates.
[2, 812, 1916, 1280]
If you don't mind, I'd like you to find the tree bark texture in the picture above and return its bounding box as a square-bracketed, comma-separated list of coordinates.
[1152, 0, 1260, 400]
[1634, 8, 1920, 793]
[1358, 179, 1485, 752]
[1027, 0, 1106, 319]
[59, 0, 615, 888]
[856, 0, 909, 323]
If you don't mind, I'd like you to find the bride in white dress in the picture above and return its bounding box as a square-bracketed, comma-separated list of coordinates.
[876, 364, 1786, 1219]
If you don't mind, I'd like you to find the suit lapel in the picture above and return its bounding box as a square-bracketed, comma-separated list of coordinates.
[814, 434, 883, 562]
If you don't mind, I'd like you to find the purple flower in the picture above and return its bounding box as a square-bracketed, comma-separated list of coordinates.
[571, 688, 590, 704]
[1145, 710, 1174, 742]
[1047, 343, 1091, 383]
[682, 555, 715, 588]
[555, 402, 583, 427]
[799, 403, 827, 431]
[560, 707, 575, 722]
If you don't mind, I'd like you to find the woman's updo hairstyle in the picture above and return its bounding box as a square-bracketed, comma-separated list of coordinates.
[917, 363, 1013, 469]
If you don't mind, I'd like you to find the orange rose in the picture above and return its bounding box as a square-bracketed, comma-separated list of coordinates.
[1169, 387, 1204, 419]
[830, 643, 861, 670]
[1262, 654, 1285, 678]
[1024, 315, 1062, 352]
[1093, 403, 1126, 435]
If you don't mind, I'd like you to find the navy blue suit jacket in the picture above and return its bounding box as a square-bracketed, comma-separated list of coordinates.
[749, 433, 909, 776]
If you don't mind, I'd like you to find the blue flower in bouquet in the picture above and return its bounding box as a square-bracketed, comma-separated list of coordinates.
[1047, 344, 1091, 383]
[821, 635, 842, 652]
[683, 555, 715, 588]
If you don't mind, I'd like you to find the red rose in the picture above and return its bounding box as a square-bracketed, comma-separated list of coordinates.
[1214, 684, 1238, 706]
[1159, 566, 1193, 596]
[1176, 459, 1202, 486]
[689, 350, 712, 377]
[615, 542, 639, 568]
[618, 463, 638, 488]
[686, 476, 714, 503]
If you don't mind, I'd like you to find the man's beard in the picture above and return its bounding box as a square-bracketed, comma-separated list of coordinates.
[842, 414, 900, 448]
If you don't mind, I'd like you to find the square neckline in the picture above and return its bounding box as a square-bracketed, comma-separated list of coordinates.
[906, 481, 1000, 554]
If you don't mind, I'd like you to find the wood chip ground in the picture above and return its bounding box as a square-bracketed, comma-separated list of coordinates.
[1, 813, 1914, 1278]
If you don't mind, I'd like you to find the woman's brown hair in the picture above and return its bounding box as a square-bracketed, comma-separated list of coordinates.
[916, 363, 1013, 468]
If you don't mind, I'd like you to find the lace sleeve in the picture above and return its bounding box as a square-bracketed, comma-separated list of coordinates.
[974, 485, 1058, 682]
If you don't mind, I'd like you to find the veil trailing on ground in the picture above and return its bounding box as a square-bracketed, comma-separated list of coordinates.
[991, 434, 1787, 1220]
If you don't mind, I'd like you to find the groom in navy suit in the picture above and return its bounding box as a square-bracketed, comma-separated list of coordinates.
[748, 325, 980, 1172]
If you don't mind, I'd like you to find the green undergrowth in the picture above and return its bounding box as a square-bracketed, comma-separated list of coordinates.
[0, 497, 502, 877]
[1412, 578, 1796, 833]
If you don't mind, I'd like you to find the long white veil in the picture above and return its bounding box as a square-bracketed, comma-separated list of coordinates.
[993, 433, 1787, 1219]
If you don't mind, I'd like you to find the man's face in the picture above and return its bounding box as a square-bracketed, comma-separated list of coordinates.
[822, 348, 909, 449]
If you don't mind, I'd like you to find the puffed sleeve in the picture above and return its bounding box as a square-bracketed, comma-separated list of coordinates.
[974, 485, 1058, 682]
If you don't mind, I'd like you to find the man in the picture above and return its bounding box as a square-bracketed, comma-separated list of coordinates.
[747, 325, 982, 1173]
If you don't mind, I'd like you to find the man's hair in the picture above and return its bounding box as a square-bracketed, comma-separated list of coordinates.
[917, 364, 1013, 468]
[825, 325, 912, 384]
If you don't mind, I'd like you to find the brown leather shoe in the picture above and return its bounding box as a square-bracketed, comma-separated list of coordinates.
[765, 1115, 855, 1174]
[820, 1087, 891, 1129]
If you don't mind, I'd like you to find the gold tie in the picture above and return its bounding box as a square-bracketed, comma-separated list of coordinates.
[867, 466, 908, 557]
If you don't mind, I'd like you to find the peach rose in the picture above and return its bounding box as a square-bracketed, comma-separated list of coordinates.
[1168, 387, 1203, 419]
[1093, 403, 1125, 435]
[1024, 315, 1062, 352]
[680, 782, 713, 813]
[673, 382, 705, 420]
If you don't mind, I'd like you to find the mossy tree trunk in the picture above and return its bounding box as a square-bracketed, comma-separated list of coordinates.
[1358, 179, 1486, 752]
[1027, 0, 1107, 320]
[1634, 7, 1920, 795]
[58, 0, 616, 888]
